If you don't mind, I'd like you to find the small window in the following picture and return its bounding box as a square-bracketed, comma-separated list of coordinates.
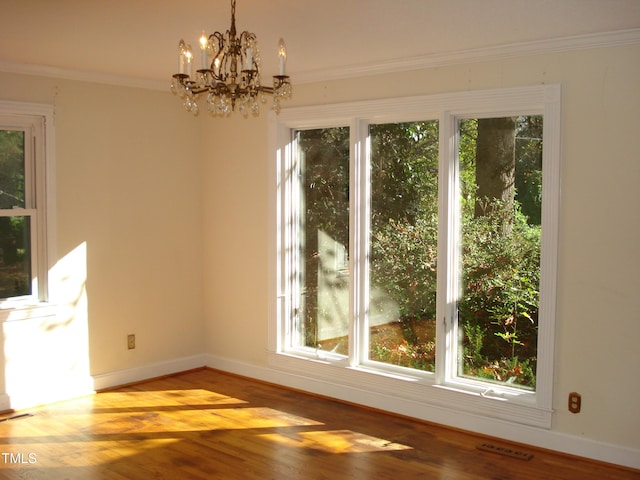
[0, 105, 51, 304]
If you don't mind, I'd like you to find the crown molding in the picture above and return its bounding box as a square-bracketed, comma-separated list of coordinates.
[294, 27, 640, 84]
[0, 61, 168, 91]
[1, 28, 639, 90]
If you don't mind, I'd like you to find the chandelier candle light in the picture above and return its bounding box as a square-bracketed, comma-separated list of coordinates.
[170, 0, 292, 117]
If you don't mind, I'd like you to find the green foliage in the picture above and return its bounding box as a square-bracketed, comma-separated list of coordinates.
[458, 199, 540, 388]
[298, 127, 350, 248]
[0, 130, 30, 298]
[515, 116, 544, 225]
[370, 121, 439, 228]
[369, 319, 436, 371]
[371, 211, 438, 321]
[369, 196, 540, 387]
[0, 130, 26, 209]
[367, 121, 439, 373]
[369, 121, 439, 322]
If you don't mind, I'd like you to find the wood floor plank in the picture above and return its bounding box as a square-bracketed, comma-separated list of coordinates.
[0, 368, 638, 480]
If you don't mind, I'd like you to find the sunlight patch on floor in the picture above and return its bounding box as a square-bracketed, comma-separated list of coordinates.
[258, 429, 412, 454]
[0, 408, 323, 439]
[92, 389, 250, 409]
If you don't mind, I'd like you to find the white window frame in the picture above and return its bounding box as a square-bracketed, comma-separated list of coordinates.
[0, 101, 56, 316]
[269, 85, 561, 428]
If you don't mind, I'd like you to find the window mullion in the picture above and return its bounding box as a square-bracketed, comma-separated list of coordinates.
[290, 131, 304, 351]
[436, 111, 458, 385]
[22, 126, 36, 209]
[0, 209, 35, 217]
[28, 212, 40, 300]
[280, 128, 296, 352]
[30, 119, 48, 301]
[349, 119, 370, 367]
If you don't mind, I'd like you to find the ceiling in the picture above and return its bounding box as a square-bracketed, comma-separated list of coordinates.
[1, 0, 639, 86]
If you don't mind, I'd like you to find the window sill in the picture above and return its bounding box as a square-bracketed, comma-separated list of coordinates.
[269, 350, 552, 429]
[0, 300, 58, 323]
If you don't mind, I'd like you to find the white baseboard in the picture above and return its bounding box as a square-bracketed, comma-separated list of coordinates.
[91, 354, 209, 391]
[204, 353, 640, 471]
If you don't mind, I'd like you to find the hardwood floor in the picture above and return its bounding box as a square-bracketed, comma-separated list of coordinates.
[0, 368, 637, 479]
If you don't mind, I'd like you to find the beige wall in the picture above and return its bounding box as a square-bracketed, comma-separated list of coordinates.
[201, 44, 640, 451]
[202, 113, 270, 365]
[0, 72, 205, 389]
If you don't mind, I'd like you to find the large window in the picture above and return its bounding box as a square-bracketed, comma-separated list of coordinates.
[271, 85, 560, 427]
[0, 103, 53, 305]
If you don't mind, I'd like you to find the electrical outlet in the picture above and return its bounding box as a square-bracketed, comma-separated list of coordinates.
[568, 392, 581, 413]
[127, 334, 135, 350]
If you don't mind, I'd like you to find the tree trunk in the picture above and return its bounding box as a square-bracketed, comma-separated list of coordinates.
[474, 117, 517, 226]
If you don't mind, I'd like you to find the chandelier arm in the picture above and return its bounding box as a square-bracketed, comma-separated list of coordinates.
[239, 31, 258, 77]
[210, 32, 225, 77]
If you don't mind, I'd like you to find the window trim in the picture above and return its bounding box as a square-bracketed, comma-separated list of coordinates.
[269, 85, 561, 428]
[0, 101, 56, 317]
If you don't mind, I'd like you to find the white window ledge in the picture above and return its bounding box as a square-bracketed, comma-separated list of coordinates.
[0, 300, 58, 323]
[269, 350, 553, 429]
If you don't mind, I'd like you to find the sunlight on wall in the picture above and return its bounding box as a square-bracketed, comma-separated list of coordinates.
[1, 242, 93, 409]
[315, 229, 399, 343]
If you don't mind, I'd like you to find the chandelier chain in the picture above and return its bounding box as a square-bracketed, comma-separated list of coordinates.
[230, 0, 236, 37]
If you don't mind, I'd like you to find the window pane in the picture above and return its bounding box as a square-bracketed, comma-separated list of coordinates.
[0, 216, 32, 298]
[369, 121, 439, 372]
[457, 116, 542, 390]
[0, 130, 26, 209]
[296, 128, 350, 354]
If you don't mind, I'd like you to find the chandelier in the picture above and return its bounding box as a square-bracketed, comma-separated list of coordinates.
[170, 0, 292, 117]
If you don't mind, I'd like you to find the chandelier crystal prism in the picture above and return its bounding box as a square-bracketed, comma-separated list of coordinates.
[170, 0, 292, 117]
